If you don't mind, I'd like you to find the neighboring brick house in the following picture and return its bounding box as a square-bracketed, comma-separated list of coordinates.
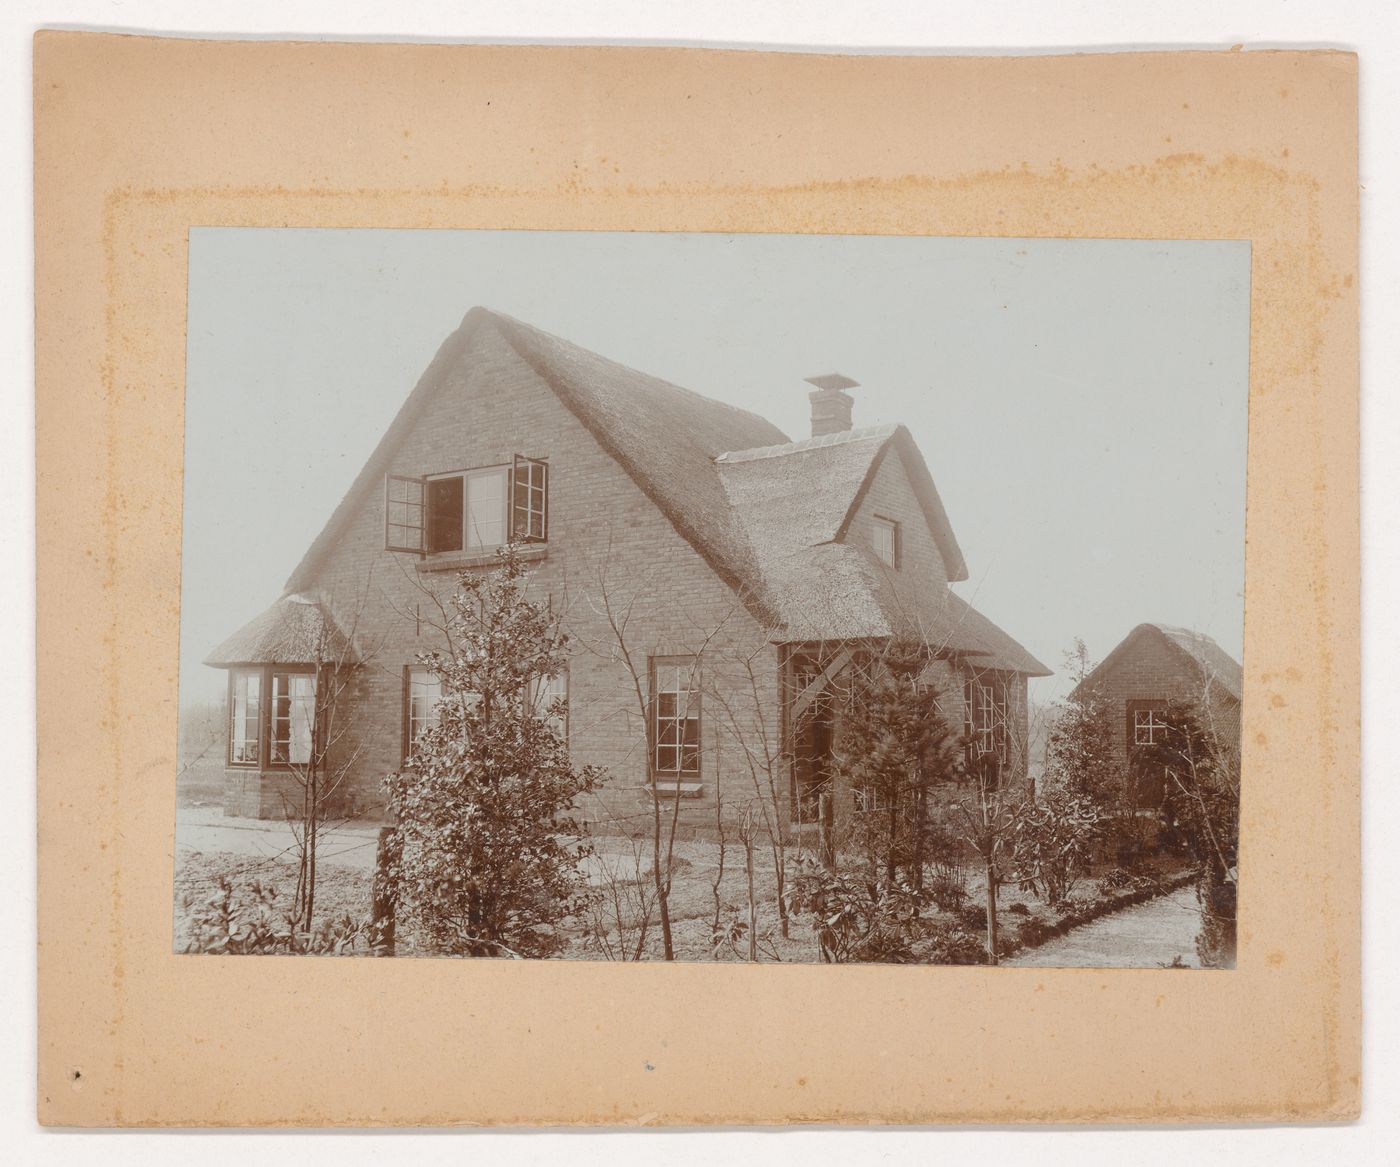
[204, 307, 1050, 835]
[1071, 623, 1243, 809]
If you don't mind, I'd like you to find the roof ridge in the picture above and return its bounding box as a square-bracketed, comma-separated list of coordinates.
[716, 422, 899, 464]
[480, 308, 788, 433]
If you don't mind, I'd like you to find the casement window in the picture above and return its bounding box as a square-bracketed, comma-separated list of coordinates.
[852, 784, 887, 814]
[528, 668, 569, 741]
[1133, 707, 1170, 746]
[229, 669, 262, 764]
[385, 454, 549, 555]
[651, 657, 701, 775]
[872, 515, 900, 568]
[963, 674, 1008, 761]
[404, 666, 443, 758]
[227, 666, 316, 768]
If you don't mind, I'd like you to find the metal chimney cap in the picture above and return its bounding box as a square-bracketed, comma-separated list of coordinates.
[803, 373, 859, 393]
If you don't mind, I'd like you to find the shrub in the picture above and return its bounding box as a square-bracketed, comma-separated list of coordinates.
[920, 922, 986, 965]
[181, 876, 374, 955]
[385, 550, 603, 959]
[784, 854, 929, 964]
[956, 901, 988, 932]
[1012, 790, 1103, 905]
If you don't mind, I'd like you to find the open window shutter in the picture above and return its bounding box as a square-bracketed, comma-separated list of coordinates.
[384, 474, 427, 554]
[510, 454, 549, 543]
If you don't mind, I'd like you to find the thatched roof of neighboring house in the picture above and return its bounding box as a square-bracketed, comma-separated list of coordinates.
[1153, 624, 1244, 699]
[1073, 622, 1242, 701]
[204, 594, 356, 667]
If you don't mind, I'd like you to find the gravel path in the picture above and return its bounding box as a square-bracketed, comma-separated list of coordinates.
[1006, 885, 1203, 968]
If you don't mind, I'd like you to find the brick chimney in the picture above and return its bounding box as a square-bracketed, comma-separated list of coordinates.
[804, 373, 859, 437]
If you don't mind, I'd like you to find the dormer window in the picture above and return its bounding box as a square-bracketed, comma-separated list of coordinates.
[385, 454, 548, 555]
[872, 515, 900, 568]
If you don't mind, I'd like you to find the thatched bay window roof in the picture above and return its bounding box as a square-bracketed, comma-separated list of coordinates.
[203, 594, 357, 668]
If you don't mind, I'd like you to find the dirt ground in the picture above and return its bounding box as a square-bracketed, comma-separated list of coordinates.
[173, 811, 1194, 964]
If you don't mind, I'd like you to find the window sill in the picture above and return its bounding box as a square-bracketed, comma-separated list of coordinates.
[415, 545, 548, 573]
[645, 781, 706, 799]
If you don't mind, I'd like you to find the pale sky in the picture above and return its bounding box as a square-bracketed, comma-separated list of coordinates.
[180, 229, 1248, 706]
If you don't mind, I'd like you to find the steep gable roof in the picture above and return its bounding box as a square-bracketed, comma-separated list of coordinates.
[1074, 622, 1243, 701]
[716, 423, 968, 583]
[282, 307, 787, 608]
[276, 307, 1042, 674]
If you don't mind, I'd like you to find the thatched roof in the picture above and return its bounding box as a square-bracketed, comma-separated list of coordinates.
[282, 307, 786, 612]
[273, 307, 1044, 675]
[1074, 623, 1242, 701]
[204, 594, 355, 667]
[716, 424, 1042, 672]
[1153, 624, 1243, 699]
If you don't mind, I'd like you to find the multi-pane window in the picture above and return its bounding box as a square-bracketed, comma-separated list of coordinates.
[963, 674, 1008, 760]
[872, 516, 899, 568]
[229, 669, 262, 765]
[270, 671, 316, 764]
[228, 667, 315, 767]
[406, 666, 443, 757]
[512, 456, 548, 542]
[528, 668, 569, 740]
[652, 658, 701, 775]
[386, 457, 549, 556]
[1133, 708, 1170, 746]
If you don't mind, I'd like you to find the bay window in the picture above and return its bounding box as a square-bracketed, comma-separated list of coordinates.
[227, 666, 316, 768]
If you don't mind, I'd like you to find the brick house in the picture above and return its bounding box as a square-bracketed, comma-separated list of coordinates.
[1071, 623, 1243, 809]
[204, 307, 1050, 835]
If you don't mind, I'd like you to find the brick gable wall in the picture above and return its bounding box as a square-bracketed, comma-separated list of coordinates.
[1084, 631, 1242, 777]
[231, 324, 781, 836]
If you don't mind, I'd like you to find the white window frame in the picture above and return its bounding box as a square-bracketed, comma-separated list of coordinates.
[651, 657, 701, 776]
[406, 666, 443, 758]
[872, 515, 899, 567]
[528, 668, 569, 742]
[425, 464, 511, 554]
[1133, 708, 1170, 746]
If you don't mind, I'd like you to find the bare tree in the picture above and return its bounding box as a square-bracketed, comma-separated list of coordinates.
[278, 577, 385, 937]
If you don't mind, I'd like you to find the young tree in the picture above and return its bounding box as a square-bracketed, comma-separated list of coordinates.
[1042, 639, 1122, 809]
[276, 582, 383, 937]
[830, 640, 965, 894]
[384, 548, 603, 958]
[1140, 701, 1240, 967]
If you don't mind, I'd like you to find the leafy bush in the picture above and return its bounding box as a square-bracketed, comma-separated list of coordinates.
[1012, 790, 1104, 905]
[919, 922, 986, 965]
[181, 876, 374, 955]
[1096, 866, 1163, 898]
[784, 854, 930, 964]
[384, 550, 603, 959]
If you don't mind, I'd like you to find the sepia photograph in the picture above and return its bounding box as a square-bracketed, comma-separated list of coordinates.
[173, 228, 1248, 968]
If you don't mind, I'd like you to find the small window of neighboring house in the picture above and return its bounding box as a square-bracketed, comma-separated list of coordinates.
[228, 666, 315, 767]
[1133, 708, 1170, 746]
[528, 668, 569, 742]
[651, 657, 701, 775]
[405, 666, 443, 759]
[872, 516, 900, 568]
[385, 455, 548, 555]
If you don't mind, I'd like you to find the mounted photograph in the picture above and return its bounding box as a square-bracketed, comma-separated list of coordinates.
[175, 228, 1248, 967]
